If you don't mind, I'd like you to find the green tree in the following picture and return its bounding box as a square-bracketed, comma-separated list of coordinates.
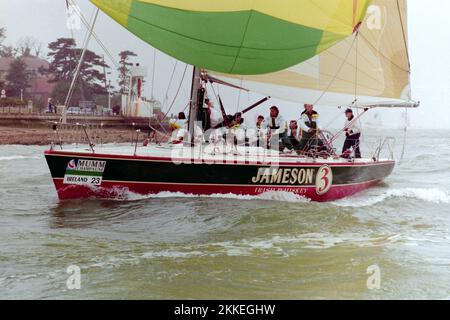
[0, 27, 16, 58]
[0, 27, 5, 47]
[5, 58, 30, 98]
[50, 79, 85, 106]
[77, 49, 109, 95]
[44, 38, 77, 81]
[118, 50, 137, 94]
[44, 38, 110, 106]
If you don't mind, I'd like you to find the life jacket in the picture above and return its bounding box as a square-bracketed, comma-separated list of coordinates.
[229, 118, 244, 129]
[301, 110, 319, 130]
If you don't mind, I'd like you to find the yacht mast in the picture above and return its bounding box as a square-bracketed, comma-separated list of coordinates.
[188, 67, 202, 146]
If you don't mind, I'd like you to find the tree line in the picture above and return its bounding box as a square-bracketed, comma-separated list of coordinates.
[0, 27, 138, 108]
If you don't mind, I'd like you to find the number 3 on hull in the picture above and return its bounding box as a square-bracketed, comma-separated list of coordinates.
[316, 165, 333, 196]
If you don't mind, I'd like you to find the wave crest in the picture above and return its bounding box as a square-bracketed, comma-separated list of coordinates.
[0, 156, 39, 161]
[119, 190, 311, 203]
[336, 188, 450, 207]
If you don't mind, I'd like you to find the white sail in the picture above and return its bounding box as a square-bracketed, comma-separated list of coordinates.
[210, 0, 414, 107]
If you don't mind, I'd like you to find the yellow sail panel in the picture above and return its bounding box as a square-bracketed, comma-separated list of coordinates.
[139, 0, 371, 35]
[91, 0, 133, 26]
[210, 0, 411, 106]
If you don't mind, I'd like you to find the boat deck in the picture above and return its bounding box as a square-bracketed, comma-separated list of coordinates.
[50, 143, 392, 165]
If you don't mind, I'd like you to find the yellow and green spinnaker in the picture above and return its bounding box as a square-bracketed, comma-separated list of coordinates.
[91, 0, 372, 75]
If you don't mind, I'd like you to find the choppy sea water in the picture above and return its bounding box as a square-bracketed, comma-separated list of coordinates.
[0, 130, 449, 300]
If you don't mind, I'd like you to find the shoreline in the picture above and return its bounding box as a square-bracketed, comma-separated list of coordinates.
[0, 125, 152, 146]
[0, 114, 170, 146]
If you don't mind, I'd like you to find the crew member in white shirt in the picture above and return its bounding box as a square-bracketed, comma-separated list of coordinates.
[342, 108, 362, 158]
[169, 112, 188, 144]
[266, 106, 287, 150]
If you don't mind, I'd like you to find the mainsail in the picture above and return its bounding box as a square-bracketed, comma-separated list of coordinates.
[210, 0, 414, 107]
[90, 0, 370, 75]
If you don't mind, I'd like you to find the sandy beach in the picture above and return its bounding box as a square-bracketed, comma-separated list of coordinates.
[0, 125, 150, 146]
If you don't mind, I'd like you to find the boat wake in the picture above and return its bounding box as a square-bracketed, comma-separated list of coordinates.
[69, 184, 450, 207]
[74, 233, 404, 271]
[0, 155, 40, 161]
[336, 188, 450, 207]
[78, 182, 450, 206]
[119, 189, 311, 203]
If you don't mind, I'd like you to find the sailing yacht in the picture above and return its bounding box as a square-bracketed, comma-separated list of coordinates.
[45, 0, 418, 202]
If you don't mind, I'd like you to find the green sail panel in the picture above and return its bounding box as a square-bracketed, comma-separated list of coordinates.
[91, 0, 368, 75]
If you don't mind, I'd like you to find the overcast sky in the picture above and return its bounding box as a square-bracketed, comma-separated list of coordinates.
[0, 0, 449, 129]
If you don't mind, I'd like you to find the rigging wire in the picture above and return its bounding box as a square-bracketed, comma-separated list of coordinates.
[151, 49, 157, 99]
[158, 64, 189, 132]
[65, 0, 75, 41]
[181, 101, 190, 113]
[64, 8, 99, 113]
[323, 109, 347, 131]
[396, 0, 411, 72]
[236, 76, 244, 113]
[354, 32, 365, 144]
[209, 82, 220, 109]
[312, 33, 359, 107]
[67, 0, 120, 69]
[162, 60, 179, 111]
[396, 0, 411, 163]
[67, 6, 95, 81]
[354, 32, 359, 104]
[297, 33, 359, 130]
[65, 8, 96, 106]
[400, 107, 408, 162]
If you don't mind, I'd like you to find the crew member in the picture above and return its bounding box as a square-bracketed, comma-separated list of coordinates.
[228, 112, 245, 129]
[169, 112, 188, 144]
[298, 104, 321, 152]
[227, 112, 247, 146]
[207, 99, 224, 129]
[249, 115, 266, 147]
[266, 106, 287, 150]
[282, 120, 301, 152]
[199, 98, 212, 131]
[256, 115, 265, 129]
[169, 112, 187, 130]
[201, 99, 223, 143]
[342, 108, 362, 158]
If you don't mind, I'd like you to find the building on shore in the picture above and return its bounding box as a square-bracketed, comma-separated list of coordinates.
[0, 56, 55, 108]
[121, 64, 163, 118]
